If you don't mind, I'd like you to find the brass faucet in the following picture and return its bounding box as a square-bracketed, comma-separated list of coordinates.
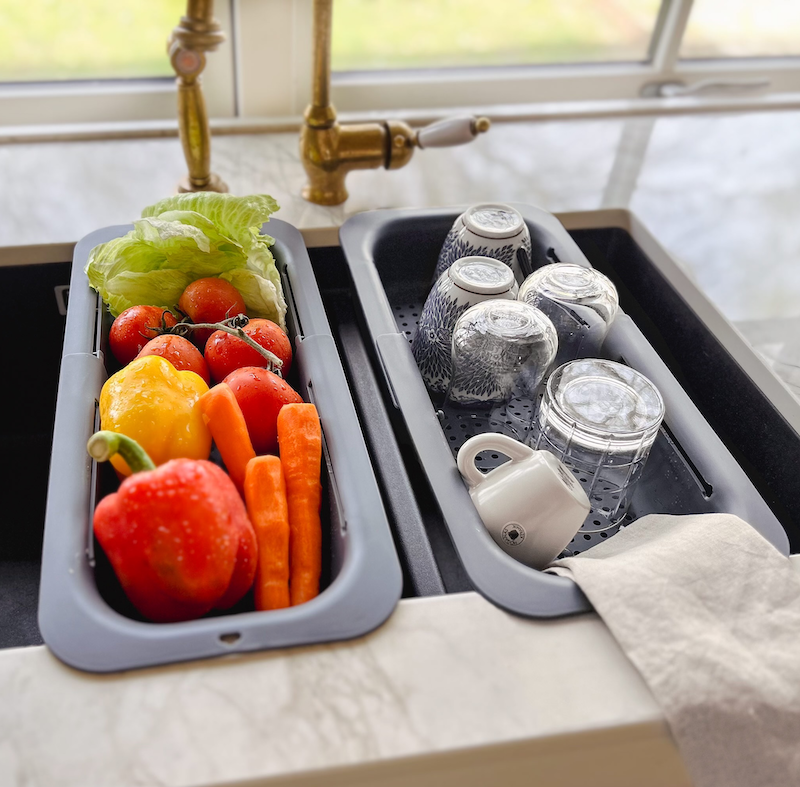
[169, 0, 228, 194]
[300, 0, 491, 206]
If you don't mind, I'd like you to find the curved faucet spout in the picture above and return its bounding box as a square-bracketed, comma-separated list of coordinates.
[300, 0, 490, 205]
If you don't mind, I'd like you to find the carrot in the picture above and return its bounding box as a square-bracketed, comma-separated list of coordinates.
[198, 383, 256, 496]
[244, 456, 291, 611]
[277, 403, 322, 606]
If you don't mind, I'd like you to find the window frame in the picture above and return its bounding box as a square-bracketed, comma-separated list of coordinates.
[1, 0, 800, 132]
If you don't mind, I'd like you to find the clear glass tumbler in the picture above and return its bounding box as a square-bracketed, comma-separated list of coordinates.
[445, 300, 557, 439]
[412, 256, 518, 395]
[532, 358, 665, 534]
[518, 263, 618, 368]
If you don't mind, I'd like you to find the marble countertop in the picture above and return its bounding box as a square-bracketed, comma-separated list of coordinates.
[4, 567, 799, 787]
[1, 594, 691, 787]
[2, 109, 800, 786]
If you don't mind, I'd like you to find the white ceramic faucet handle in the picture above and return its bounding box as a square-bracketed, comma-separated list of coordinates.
[457, 433, 533, 488]
[415, 116, 491, 149]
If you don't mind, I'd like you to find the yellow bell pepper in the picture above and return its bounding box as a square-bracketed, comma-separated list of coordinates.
[99, 355, 212, 477]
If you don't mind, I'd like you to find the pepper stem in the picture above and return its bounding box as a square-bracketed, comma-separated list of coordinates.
[87, 431, 156, 473]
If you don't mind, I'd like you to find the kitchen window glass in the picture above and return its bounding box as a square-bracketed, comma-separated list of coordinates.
[0, 0, 185, 82]
[680, 0, 800, 59]
[331, 0, 663, 72]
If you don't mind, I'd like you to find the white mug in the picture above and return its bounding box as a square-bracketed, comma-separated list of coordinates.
[457, 433, 590, 569]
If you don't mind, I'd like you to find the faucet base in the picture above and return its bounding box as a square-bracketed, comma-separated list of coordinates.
[302, 181, 348, 206]
[178, 172, 229, 194]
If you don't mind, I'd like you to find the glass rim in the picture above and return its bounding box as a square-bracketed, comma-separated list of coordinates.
[542, 358, 665, 447]
[519, 262, 618, 307]
[454, 299, 558, 343]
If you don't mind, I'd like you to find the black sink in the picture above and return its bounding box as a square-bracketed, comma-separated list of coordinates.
[6, 224, 798, 648]
[0, 260, 70, 648]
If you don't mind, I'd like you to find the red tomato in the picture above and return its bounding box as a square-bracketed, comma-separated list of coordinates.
[136, 335, 211, 384]
[223, 367, 303, 454]
[109, 306, 178, 366]
[178, 278, 247, 348]
[204, 319, 292, 383]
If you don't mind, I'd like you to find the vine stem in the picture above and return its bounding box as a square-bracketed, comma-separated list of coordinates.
[166, 315, 284, 376]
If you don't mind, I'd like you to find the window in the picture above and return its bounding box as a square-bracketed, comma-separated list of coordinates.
[1, 0, 799, 131]
[330, 1, 663, 70]
[327, 0, 800, 111]
[0, 1, 186, 82]
[680, 0, 800, 60]
[0, 0, 235, 126]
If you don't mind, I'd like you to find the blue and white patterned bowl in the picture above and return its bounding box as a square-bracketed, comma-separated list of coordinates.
[412, 256, 518, 394]
[434, 203, 532, 284]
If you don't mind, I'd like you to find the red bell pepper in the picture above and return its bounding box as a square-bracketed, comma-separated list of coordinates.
[88, 431, 257, 623]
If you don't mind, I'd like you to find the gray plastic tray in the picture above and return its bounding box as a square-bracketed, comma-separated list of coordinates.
[339, 204, 790, 618]
[38, 219, 403, 673]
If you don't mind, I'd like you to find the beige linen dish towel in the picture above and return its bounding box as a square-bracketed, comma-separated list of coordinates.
[548, 513, 800, 787]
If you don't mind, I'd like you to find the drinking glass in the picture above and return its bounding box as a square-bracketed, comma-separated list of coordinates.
[531, 358, 665, 534]
[445, 300, 557, 439]
[518, 263, 618, 368]
[412, 256, 518, 395]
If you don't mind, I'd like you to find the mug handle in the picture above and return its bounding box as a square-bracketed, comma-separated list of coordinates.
[457, 433, 534, 488]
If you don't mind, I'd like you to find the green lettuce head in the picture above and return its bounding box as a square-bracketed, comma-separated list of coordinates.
[85, 193, 286, 330]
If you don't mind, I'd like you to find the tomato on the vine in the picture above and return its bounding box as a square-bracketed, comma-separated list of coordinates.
[109, 306, 178, 366]
[178, 278, 247, 348]
[204, 319, 292, 383]
[136, 335, 211, 384]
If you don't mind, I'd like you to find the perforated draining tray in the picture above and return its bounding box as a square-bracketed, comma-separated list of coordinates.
[340, 205, 790, 618]
[393, 299, 642, 557]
